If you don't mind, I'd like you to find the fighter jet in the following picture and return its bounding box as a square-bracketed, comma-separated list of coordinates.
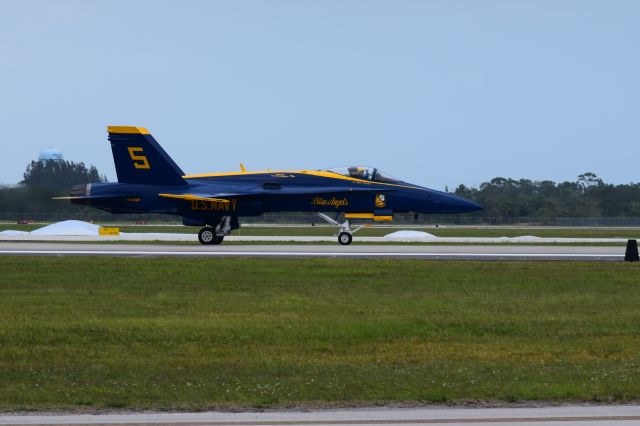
[56, 126, 482, 245]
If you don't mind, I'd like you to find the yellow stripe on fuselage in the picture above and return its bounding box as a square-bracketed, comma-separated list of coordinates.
[182, 170, 420, 190]
[107, 126, 150, 135]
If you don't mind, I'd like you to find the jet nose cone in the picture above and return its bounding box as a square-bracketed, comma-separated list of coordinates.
[439, 193, 483, 213]
[463, 198, 483, 212]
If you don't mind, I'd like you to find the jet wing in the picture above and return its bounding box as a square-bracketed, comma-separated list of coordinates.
[257, 186, 394, 195]
[159, 186, 392, 202]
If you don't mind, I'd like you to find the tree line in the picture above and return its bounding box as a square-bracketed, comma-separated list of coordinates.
[0, 160, 106, 214]
[1, 162, 639, 219]
[454, 172, 640, 218]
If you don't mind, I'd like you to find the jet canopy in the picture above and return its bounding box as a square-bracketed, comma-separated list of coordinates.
[325, 166, 402, 184]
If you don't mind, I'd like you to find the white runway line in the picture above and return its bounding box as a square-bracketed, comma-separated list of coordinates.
[2, 405, 640, 425]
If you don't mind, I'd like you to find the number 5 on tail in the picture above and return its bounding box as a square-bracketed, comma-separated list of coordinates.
[128, 147, 150, 169]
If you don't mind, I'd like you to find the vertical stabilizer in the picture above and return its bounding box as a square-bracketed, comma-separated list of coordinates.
[107, 126, 186, 186]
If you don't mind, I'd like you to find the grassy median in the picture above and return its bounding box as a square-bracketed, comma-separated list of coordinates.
[0, 257, 639, 410]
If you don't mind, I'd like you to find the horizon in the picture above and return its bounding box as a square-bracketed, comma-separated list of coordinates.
[1, 0, 639, 190]
[3, 156, 632, 190]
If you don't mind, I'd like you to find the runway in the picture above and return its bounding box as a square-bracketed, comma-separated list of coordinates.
[2, 405, 640, 425]
[0, 242, 625, 260]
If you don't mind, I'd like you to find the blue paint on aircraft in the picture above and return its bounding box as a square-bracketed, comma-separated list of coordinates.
[58, 126, 482, 244]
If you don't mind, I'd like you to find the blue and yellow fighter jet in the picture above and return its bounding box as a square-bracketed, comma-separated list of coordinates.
[57, 126, 482, 245]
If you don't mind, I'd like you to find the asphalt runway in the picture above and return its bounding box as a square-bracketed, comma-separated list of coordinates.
[2, 405, 640, 425]
[0, 242, 625, 260]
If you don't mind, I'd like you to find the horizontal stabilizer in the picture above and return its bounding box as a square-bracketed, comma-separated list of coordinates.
[52, 195, 123, 200]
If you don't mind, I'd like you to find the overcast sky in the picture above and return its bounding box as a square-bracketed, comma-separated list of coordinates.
[1, 0, 638, 190]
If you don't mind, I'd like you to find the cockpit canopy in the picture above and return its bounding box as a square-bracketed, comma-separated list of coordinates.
[325, 166, 402, 184]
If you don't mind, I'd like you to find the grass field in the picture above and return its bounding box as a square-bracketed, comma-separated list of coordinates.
[2, 223, 640, 238]
[1, 257, 639, 410]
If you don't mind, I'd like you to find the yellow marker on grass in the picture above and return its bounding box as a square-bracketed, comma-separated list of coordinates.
[99, 227, 120, 236]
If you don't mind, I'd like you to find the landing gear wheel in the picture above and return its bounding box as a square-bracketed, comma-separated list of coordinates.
[213, 235, 224, 245]
[338, 232, 353, 245]
[198, 227, 216, 245]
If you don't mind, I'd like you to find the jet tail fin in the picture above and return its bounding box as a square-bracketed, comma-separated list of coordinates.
[107, 126, 187, 186]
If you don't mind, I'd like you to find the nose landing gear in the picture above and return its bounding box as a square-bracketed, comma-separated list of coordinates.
[316, 212, 362, 245]
[338, 232, 353, 245]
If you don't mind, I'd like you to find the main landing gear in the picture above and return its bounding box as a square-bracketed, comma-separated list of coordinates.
[198, 216, 232, 245]
[316, 212, 362, 245]
[198, 227, 224, 245]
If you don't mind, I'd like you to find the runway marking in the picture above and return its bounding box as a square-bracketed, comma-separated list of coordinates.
[0, 250, 624, 260]
[6, 415, 640, 425]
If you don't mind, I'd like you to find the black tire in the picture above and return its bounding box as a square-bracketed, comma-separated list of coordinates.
[212, 235, 224, 245]
[338, 232, 352, 245]
[198, 227, 216, 245]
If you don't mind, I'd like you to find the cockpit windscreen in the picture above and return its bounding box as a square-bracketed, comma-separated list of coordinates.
[325, 166, 402, 184]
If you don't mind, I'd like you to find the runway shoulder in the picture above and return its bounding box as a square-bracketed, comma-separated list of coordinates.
[0, 242, 625, 260]
[1, 405, 640, 425]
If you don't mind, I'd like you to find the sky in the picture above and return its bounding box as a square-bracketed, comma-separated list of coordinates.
[1, 0, 639, 190]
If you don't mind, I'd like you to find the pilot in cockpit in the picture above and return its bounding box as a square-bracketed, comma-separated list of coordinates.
[347, 166, 372, 180]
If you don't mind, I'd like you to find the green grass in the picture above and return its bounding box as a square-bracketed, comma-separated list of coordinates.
[1, 258, 639, 410]
[0, 224, 41, 232]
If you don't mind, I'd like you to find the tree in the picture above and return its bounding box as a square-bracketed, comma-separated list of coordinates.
[21, 160, 106, 191]
[455, 173, 640, 219]
[0, 160, 108, 214]
[577, 172, 603, 192]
